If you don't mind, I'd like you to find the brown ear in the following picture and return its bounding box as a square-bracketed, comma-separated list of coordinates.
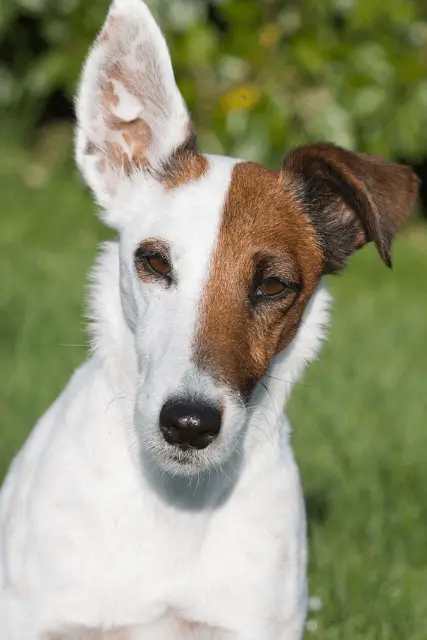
[282, 142, 419, 273]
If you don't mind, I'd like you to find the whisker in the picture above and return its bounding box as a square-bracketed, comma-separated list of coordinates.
[299, 318, 320, 341]
[251, 418, 275, 445]
[263, 373, 313, 389]
[259, 380, 278, 420]
[106, 389, 135, 412]
[57, 343, 88, 348]
[56, 342, 136, 349]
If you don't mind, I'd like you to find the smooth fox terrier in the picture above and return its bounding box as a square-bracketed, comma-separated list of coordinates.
[0, 0, 418, 638]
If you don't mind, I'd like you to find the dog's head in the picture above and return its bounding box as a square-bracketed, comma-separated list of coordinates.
[75, 0, 418, 475]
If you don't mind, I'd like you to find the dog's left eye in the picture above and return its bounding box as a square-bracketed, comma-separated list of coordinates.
[254, 277, 287, 298]
[135, 250, 172, 281]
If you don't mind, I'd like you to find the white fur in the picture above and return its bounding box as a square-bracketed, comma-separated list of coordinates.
[0, 1, 332, 638]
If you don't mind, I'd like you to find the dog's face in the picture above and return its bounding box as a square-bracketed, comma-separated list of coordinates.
[76, 0, 418, 475]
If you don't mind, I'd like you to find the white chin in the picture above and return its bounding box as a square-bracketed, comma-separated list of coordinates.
[148, 445, 219, 477]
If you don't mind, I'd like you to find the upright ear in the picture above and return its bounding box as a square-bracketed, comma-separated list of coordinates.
[75, 0, 196, 219]
[282, 143, 419, 273]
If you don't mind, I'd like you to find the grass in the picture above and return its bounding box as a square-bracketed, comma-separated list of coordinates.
[1, 165, 426, 638]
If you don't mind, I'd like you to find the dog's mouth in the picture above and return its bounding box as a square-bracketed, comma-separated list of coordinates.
[142, 429, 234, 478]
[156, 440, 220, 475]
[169, 447, 202, 464]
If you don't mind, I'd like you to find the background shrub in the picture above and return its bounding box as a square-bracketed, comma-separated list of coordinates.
[2, 0, 427, 175]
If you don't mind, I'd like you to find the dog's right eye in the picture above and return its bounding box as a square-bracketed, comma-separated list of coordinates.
[135, 250, 172, 283]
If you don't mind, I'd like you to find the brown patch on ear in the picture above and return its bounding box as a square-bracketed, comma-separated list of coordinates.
[160, 128, 208, 190]
[87, 61, 155, 177]
[194, 161, 323, 395]
[102, 80, 120, 108]
[95, 65, 153, 174]
[108, 115, 152, 171]
[82, 17, 206, 190]
[91, 69, 205, 184]
[107, 62, 144, 102]
[282, 142, 419, 272]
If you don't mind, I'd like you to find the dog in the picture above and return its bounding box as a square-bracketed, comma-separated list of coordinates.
[0, 0, 418, 638]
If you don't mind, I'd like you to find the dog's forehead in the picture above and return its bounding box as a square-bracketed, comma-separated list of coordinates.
[121, 154, 238, 252]
[122, 153, 314, 268]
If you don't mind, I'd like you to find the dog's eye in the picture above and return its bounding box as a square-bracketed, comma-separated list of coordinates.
[135, 250, 172, 281]
[253, 277, 300, 301]
[255, 277, 287, 298]
[145, 255, 171, 277]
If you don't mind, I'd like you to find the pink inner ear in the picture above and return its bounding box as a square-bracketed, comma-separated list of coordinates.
[76, 0, 203, 205]
[93, 58, 154, 175]
[80, 9, 161, 181]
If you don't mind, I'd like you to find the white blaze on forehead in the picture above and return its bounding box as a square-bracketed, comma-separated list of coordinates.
[161, 157, 241, 298]
[120, 155, 241, 387]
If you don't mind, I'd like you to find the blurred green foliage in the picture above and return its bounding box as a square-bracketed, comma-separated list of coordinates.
[1, 0, 427, 167]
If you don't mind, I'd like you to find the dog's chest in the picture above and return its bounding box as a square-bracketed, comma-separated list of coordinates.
[2, 396, 303, 635]
[46, 616, 221, 639]
[33, 458, 293, 631]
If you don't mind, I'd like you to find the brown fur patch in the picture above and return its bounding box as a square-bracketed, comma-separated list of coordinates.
[91, 62, 206, 185]
[157, 128, 208, 190]
[194, 161, 323, 396]
[107, 115, 152, 172]
[101, 80, 120, 109]
[161, 146, 208, 190]
[282, 143, 419, 271]
[107, 62, 145, 102]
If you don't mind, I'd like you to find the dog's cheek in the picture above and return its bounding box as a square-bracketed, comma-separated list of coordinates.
[274, 299, 312, 355]
[240, 312, 287, 394]
[119, 259, 139, 334]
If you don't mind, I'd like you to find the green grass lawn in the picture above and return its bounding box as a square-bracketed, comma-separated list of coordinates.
[1, 167, 426, 638]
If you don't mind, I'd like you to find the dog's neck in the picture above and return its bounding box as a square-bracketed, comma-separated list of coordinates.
[86, 240, 330, 502]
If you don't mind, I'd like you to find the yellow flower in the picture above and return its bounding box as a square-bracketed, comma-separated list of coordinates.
[221, 85, 260, 113]
[259, 23, 280, 48]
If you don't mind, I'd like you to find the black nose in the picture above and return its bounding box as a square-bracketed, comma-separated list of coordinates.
[159, 399, 221, 450]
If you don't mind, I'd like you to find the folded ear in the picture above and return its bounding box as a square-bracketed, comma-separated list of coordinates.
[75, 0, 194, 218]
[282, 143, 419, 273]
